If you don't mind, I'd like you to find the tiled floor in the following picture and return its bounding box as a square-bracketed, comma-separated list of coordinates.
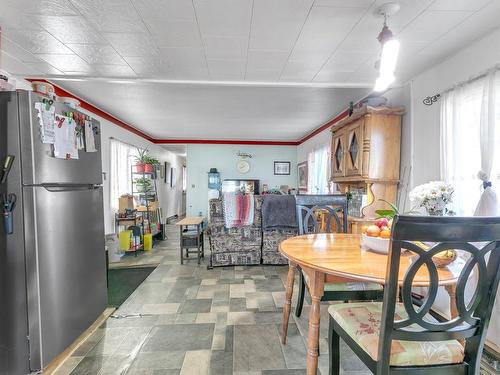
[55, 225, 371, 375]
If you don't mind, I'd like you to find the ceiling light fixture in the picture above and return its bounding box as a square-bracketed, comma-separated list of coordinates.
[373, 3, 400, 92]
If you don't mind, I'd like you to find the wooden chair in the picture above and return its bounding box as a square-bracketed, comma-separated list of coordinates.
[328, 215, 500, 375]
[294, 194, 384, 318]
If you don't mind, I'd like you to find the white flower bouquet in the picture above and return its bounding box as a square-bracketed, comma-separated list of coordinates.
[409, 181, 454, 216]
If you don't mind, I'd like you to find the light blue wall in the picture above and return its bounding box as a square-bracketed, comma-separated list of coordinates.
[186, 144, 297, 217]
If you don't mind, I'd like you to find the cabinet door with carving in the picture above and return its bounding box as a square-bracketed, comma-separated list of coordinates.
[331, 130, 346, 178]
[345, 120, 364, 177]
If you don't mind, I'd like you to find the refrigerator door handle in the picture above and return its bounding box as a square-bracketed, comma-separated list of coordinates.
[40, 183, 101, 192]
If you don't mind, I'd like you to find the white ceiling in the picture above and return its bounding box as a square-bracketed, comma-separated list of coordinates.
[1, 0, 499, 140]
[56, 80, 368, 140]
[162, 144, 187, 156]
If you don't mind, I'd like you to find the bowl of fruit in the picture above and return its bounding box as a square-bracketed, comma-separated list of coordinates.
[361, 217, 392, 254]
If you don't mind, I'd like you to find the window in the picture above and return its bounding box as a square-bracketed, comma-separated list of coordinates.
[440, 70, 500, 215]
[307, 145, 330, 194]
[109, 139, 138, 229]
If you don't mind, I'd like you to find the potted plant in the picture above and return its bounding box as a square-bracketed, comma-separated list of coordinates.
[135, 177, 152, 193]
[134, 148, 148, 173]
[143, 156, 160, 173]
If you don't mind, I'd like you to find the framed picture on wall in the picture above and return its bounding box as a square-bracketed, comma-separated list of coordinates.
[164, 162, 170, 183]
[297, 161, 308, 192]
[274, 161, 291, 175]
[170, 167, 177, 188]
[159, 163, 166, 180]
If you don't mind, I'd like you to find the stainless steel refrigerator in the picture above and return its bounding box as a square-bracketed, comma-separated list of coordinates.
[0, 91, 107, 374]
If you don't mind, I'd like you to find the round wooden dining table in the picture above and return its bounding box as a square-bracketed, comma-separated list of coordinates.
[279, 233, 465, 375]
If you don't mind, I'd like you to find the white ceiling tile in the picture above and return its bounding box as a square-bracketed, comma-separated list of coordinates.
[67, 44, 126, 65]
[428, 0, 492, 12]
[246, 49, 289, 70]
[134, 0, 196, 20]
[3, 29, 74, 54]
[160, 48, 207, 69]
[3, 0, 78, 15]
[0, 38, 42, 63]
[249, 0, 313, 50]
[0, 10, 44, 30]
[0, 51, 44, 75]
[145, 18, 203, 48]
[24, 61, 64, 75]
[93, 64, 137, 77]
[245, 69, 281, 81]
[103, 33, 159, 57]
[36, 54, 93, 73]
[123, 55, 172, 77]
[314, 0, 374, 7]
[207, 59, 246, 78]
[70, 0, 146, 33]
[461, 1, 500, 29]
[398, 10, 472, 42]
[323, 51, 377, 71]
[37, 16, 104, 44]
[194, 0, 253, 37]
[313, 69, 376, 84]
[285, 6, 367, 68]
[397, 41, 428, 62]
[280, 60, 319, 81]
[204, 36, 248, 59]
[245, 50, 289, 80]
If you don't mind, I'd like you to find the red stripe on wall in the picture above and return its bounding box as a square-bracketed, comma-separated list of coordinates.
[152, 138, 299, 146]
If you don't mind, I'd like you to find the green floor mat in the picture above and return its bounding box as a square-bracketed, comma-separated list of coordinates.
[107, 267, 156, 307]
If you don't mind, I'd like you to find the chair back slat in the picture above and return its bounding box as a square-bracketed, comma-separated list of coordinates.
[377, 215, 500, 372]
[295, 194, 348, 234]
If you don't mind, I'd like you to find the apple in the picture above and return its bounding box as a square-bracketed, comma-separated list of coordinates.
[375, 218, 389, 228]
[366, 225, 381, 237]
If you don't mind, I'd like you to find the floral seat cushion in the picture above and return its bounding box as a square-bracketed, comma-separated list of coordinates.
[303, 272, 383, 292]
[328, 302, 464, 367]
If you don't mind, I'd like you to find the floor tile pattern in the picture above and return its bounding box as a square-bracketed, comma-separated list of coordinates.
[55, 225, 371, 375]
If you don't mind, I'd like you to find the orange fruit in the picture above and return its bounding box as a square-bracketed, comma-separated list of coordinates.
[360, 224, 368, 234]
[380, 229, 391, 239]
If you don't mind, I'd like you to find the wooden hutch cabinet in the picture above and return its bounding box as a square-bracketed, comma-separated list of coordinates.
[330, 106, 404, 233]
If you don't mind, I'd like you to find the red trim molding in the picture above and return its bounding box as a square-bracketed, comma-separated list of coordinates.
[153, 139, 299, 146]
[25, 78, 365, 146]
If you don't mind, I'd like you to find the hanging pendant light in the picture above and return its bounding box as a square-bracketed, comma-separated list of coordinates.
[373, 3, 400, 92]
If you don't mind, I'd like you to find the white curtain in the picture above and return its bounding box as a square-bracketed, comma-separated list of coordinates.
[307, 145, 330, 194]
[475, 70, 498, 216]
[440, 70, 500, 216]
[110, 139, 138, 230]
[440, 69, 500, 347]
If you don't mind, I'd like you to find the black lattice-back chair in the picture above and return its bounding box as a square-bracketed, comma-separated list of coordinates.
[328, 215, 500, 375]
[294, 195, 384, 318]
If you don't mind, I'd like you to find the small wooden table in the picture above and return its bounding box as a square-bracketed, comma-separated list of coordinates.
[279, 233, 464, 375]
[176, 216, 205, 265]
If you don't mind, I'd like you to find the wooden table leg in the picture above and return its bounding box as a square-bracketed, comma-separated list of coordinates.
[444, 284, 458, 319]
[281, 262, 297, 344]
[303, 268, 325, 375]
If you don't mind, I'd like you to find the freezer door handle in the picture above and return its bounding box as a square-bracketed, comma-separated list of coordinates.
[40, 183, 101, 192]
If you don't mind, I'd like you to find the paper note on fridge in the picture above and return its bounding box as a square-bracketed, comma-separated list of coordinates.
[84, 120, 97, 152]
[34, 102, 56, 144]
[53, 115, 79, 159]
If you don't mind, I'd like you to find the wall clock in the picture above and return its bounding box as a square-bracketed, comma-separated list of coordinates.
[236, 160, 250, 174]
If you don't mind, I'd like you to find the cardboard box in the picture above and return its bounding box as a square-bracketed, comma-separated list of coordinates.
[136, 201, 159, 212]
[118, 195, 134, 213]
